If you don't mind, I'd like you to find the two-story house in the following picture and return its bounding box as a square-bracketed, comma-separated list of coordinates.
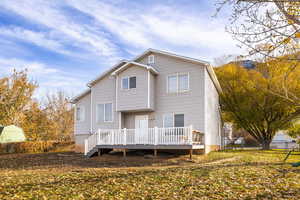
[71, 49, 222, 157]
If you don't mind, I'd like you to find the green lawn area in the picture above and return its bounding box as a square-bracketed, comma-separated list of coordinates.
[0, 150, 300, 199]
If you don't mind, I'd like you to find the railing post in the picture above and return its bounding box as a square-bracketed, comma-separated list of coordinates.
[154, 126, 158, 145]
[123, 128, 127, 145]
[189, 125, 193, 145]
[98, 129, 101, 145]
[84, 139, 88, 156]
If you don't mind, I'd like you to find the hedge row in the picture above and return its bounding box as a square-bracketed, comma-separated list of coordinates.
[0, 141, 74, 154]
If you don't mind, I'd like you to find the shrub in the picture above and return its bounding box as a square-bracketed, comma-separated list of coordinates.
[0, 141, 74, 154]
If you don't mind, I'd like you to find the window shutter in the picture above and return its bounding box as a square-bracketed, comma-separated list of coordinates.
[97, 104, 104, 122]
[174, 114, 184, 127]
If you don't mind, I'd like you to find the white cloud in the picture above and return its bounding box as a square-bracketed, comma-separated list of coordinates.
[0, 0, 121, 61]
[66, 0, 243, 60]
[0, 58, 86, 99]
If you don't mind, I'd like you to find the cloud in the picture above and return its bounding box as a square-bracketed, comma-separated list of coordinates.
[0, 0, 121, 62]
[0, 57, 86, 99]
[66, 0, 243, 60]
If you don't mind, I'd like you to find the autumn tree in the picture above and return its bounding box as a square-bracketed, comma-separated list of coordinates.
[44, 91, 74, 141]
[216, 62, 300, 149]
[216, 0, 300, 107]
[0, 70, 37, 126]
[21, 101, 52, 141]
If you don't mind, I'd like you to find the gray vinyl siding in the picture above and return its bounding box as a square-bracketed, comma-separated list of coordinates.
[117, 65, 152, 111]
[123, 112, 155, 129]
[74, 93, 91, 135]
[91, 75, 119, 131]
[137, 53, 206, 132]
[204, 69, 221, 146]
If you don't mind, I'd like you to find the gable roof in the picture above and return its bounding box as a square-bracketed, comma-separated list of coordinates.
[111, 61, 159, 75]
[71, 49, 222, 104]
[70, 88, 91, 104]
[133, 49, 221, 93]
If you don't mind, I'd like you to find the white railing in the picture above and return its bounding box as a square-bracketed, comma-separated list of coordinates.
[85, 126, 204, 155]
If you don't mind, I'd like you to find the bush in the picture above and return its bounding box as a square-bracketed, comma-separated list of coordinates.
[0, 141, 74, 154]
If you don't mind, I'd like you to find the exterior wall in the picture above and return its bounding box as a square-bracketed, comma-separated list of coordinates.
[91, 75, 119, 131]
[204, 69, 221, 153]
[137, 53, 206, 132]
[74, 93, 91, 135]
[74, 134, 90, 153]
[123, 112, 155, 129]
[117, 65, 154, 111]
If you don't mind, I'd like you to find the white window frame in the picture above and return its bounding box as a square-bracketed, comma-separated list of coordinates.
[121, 76, 136, 90]
[167, 72, 189, 94]
[163, 113, 185, 128]
[76, 105, 85, 122]
[96, 102, 113, 123]
[148, 55, 155, 64]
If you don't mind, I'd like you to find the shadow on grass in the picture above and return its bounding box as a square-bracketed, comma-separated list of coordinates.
[0, 150, 196, 170]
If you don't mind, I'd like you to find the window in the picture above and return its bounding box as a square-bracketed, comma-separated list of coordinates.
[122, 76, 136, 89]
[76, 106, 85, 122]
[122, 78, 129, 89]
[167, 75, 177, 93]
[163, 114, 173, 128]
[148, 55, 154, 64]
[174, 114, 184, 127]
[97, 103, 113, 122]
[163, 113, 185, 127]
[167, 73, 189, 93]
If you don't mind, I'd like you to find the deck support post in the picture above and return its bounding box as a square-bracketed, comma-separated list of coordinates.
[189, 149, 193, 159]
[123, 149, 126, 157]
[154, 149, 157, 157]
[98, 148, 102, 156]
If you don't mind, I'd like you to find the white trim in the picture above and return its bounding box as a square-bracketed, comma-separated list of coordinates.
[75, 105, 85, 122]
[121, 76, 137, 90]
[90, 90, 93, 133]
[147, 70, 150, 108]
[71, 89, 91, 104]
[116, 75, 118, 109]
[118, 112, 122, 129]
[167, 72, 189, 94]
[148, 55, 155, 64]
[111, 61, 158, 75]
[96, 102, 114, 123]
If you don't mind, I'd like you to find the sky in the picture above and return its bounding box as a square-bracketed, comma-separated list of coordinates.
[0, 0, 243, 99]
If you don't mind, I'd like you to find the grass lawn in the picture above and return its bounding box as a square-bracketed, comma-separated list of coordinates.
[0, 150, 300, 199]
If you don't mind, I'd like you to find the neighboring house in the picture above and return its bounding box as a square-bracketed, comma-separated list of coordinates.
[270, 131, 299, 149]
[71, 49, 223, 157]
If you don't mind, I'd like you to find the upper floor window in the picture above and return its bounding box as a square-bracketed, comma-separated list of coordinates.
[148, 55, 155, 64]
[163, 113, 185, 127]
[96, 103, 113, 122]
[76, 106, 85, 122]
[122, 76, 136, 89]
[167, 73, 189, 93]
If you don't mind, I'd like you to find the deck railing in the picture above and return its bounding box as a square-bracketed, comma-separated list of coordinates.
[85, 126, 204, 155]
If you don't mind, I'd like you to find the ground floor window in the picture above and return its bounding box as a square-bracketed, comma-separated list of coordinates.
[163, 113, 185, 127]
[97, 103, 113, 122]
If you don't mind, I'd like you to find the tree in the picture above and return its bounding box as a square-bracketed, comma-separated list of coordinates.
[21, 101, 52, 141]
[216, 0, 300, 60]
[0, 70, 37, 126]
[216, 62, 300, 149]
[44, 91, 74, 141]
[217, 0, 300, 108]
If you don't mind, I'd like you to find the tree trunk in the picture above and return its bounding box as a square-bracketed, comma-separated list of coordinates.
[261, 141, 271, 150]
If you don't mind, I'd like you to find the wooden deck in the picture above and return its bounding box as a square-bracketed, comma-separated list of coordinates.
[85, 126, 204, 157]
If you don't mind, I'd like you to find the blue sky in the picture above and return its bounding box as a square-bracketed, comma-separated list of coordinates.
[0, 0, 243, 99]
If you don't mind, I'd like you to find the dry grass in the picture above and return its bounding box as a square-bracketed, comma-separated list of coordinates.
[0, 150, 300, 199]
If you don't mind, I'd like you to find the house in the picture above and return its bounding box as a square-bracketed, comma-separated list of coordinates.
[71, 49, 223, 157]
[270, 131, 299, 149]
